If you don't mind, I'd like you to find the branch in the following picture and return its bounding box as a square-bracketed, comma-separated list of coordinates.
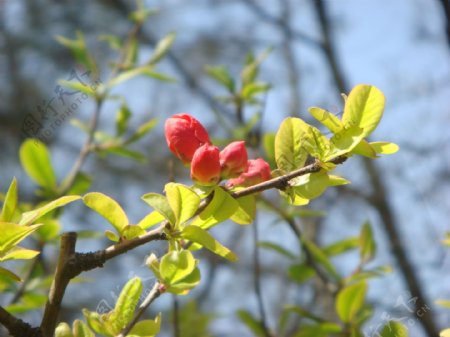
[0, 306, 41, 337]
[116, 282, 162, 337]
[40, 232, 77, 337]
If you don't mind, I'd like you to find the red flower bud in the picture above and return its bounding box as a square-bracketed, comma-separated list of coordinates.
[220, 141, 248, 178]
[227, 158, 271, 187]
[191, 144, 221, 185]
[165, 114, 210, 164]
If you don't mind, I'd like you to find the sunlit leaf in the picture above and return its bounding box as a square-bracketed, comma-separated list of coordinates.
[165, 183, 200, 227]
[128, 314, 161, 337]
[0, 247, 40, 262]
[0, 266, 21, 282]
[182, 225, 238, 262]
[141, 193, 176, 226]
[137, 211, 165, 230]
[336, 281, 367, 323]
[160, 250, 197, 285]
[205, 65, 235, 92]
[0, 222, 42, 254]
[20, 139, 57, 190]
[230, 194, 256, 225]
[379, 321, 408, 337]
[1, 177, 18, 222]
[148, 32, 176, 65]
[308, 107, 342, 133]
[83, 193, 128, 233]
[110, 277, 143, 333]
[370, 141, 400, 155]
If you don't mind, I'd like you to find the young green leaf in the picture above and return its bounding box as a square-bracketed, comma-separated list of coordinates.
[115, 104, 132, 136]
[137, 211, 165, 230]
[327, 175, 350, 186]
[275, 117, 309, 172]
[379, 321, 408, 337]
[0, 266, 21, 282]
[291, 171, 330, 200]
[108, 66, 175, 87]
[369, 141, 400, 155]
[110, 277, 143, 333]
[55, 322, 74, 337]
[230, 194, 256, 225]
[141, 193, 176, 226]
[20, 139, 57, 190]
[237, 310, 266, 337]
[359, 222, 376, 263]
[160, 250, 197, 285]
[302, 238, 341, 282]
[342, 84, 385, 138]
[148, 32, 176, 65]
[0, 222, 42, 254]
[1, 177, 18, 222]
[83, 193, 128, 233]
[326, 125, 364, 160]
[308, 107, 342, 133]
[336, 281, 367, 323]
[121, 225, 146, 240]
[125, 118, 158, 144]
[165, 183, 200, 227]
[351, 139, 377, 158]
[58, 80, 96, 96]
[257, 241, 296, 260]
[20, 195, 81, 226]
[166, 268, 201, 295]
[128, 314, 161, 337]
[205, 65, 235, 92]
[73, 319, 96, 337]
[191, 187, 238, 229]
[182, 225, 238, 262]
[0, 247, 40, 262]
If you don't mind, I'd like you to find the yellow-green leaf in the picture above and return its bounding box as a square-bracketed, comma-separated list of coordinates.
[20, 139, 57, 189]
[182, 225, 238, 262]
[291, 171, 330, 200]
[160, 250, 197, 285]
[191, 187, 238, 230]
[128, 314, 161, 337]
[0, 222, 42, 254]
[58, 80, 96, 96]
[0, 247, 40, 262]
[110, 277, 143, 333]
[370, 141, 400, 155]
[336, 281, 367, 323]
[141, 193, 176, 226]
[379, 321, 408, 337]
[359, 222, 376, 263]
[275, 117, 309, 172]
[230, 195, 256, 225]
[1, 177, 18, 222]
[148, 32, 176, 65]
[165, 183, 200, 227]
[308, 107, 342, 133]
[342, 84, 385, 138]
[20, 195, 81, 226]
[83, 192, 128, 233]
[0, 266, 21, 282]
[137, 211, 165, 230]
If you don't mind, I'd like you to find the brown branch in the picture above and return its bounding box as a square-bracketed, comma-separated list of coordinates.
[40, 232, 77, 337]
[0, 306, 41, 337]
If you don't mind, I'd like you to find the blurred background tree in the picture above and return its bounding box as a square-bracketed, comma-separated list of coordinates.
[0, 0, 449, 336]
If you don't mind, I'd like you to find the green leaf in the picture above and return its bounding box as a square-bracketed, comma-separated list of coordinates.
[288, 263, 315, 283]
[0, 222, 42, 254]
[241, 82, 271, 100]
[83, 192, 128, 233]
[66, 172, 92, 195]
[148, 32, 176, 65]
[323, 237, 359, 256]
[109, 66, 175, 87]
[379, 321, 408, 337]
[292, 323, 342, 337]
[205, 65, 235, 92]
[345, 265, 392, 283]
[326, 125, 364, 160]
[137, 211, 165, 229]
[191, 187, 238, 229]
[1, 177, 18, 222]
[58, 80, 96, 96]
[105, 230, 120, 242]
[435, 299, 450, 309]
[165, 183, 200, 227]
[275, 117, 309, 172]
[258, 241, 296, 260]
[336, 281, 367, 323]
[6, 292, 47, 314]
[182, 225, 238, 262]
[0, 266, 21, 282]
[342, 84, 385, 138]
[104, 147, 146, 162]
[55, 322, 74, 337]
[301, 125, 334, 161]
[351, 139, 377, 158]
[0, 247, 40, 262]
[126, 118, 158, 144]
[121, 225, 146, 240]
[116, 104, 132, 136]
[20, 139, 57, 189]
[73, 320, 96, 337]
[237, 310, 266, 337]
[440, 329, 450, 337]
[240, 48, 272, 85]
[308, 107, 342, 133]
[35, 219, 61, 241]
[99, 34, 122, 50]
[128, 314, 161, 337]
[263, 133, 276, 166]
[141, 193, 176, 226]
[302, 238, 340, 282]
[230, 195, 256, 225]
[291, 171, 330, 200]
[327, 175, 350, 186]
[166, 267, 201, 295]
[110, 277, 143, 333]
[160, 250, 197, 285]
[20, 195, 81, 226]
[55, 31, 97, 74]
[370, 141, 399, 155]
[359, 222, 376, 263]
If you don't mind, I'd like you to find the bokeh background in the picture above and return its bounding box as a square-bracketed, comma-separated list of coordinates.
[1, 0, 449, 336]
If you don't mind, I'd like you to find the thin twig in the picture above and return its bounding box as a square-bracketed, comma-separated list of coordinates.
[0, 306, 41, 337]
[40, 232, 77, 337]
[116, 282, 162, 337]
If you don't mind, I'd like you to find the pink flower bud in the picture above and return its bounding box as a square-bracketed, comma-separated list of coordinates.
[227, 158, 271, 187]
[220, 141, 248, 178]
[164, 114, 210, 164]
[191, 144, 221, 185]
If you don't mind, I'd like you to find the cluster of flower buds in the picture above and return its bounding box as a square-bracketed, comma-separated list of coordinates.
[165, 114, 271, 186]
